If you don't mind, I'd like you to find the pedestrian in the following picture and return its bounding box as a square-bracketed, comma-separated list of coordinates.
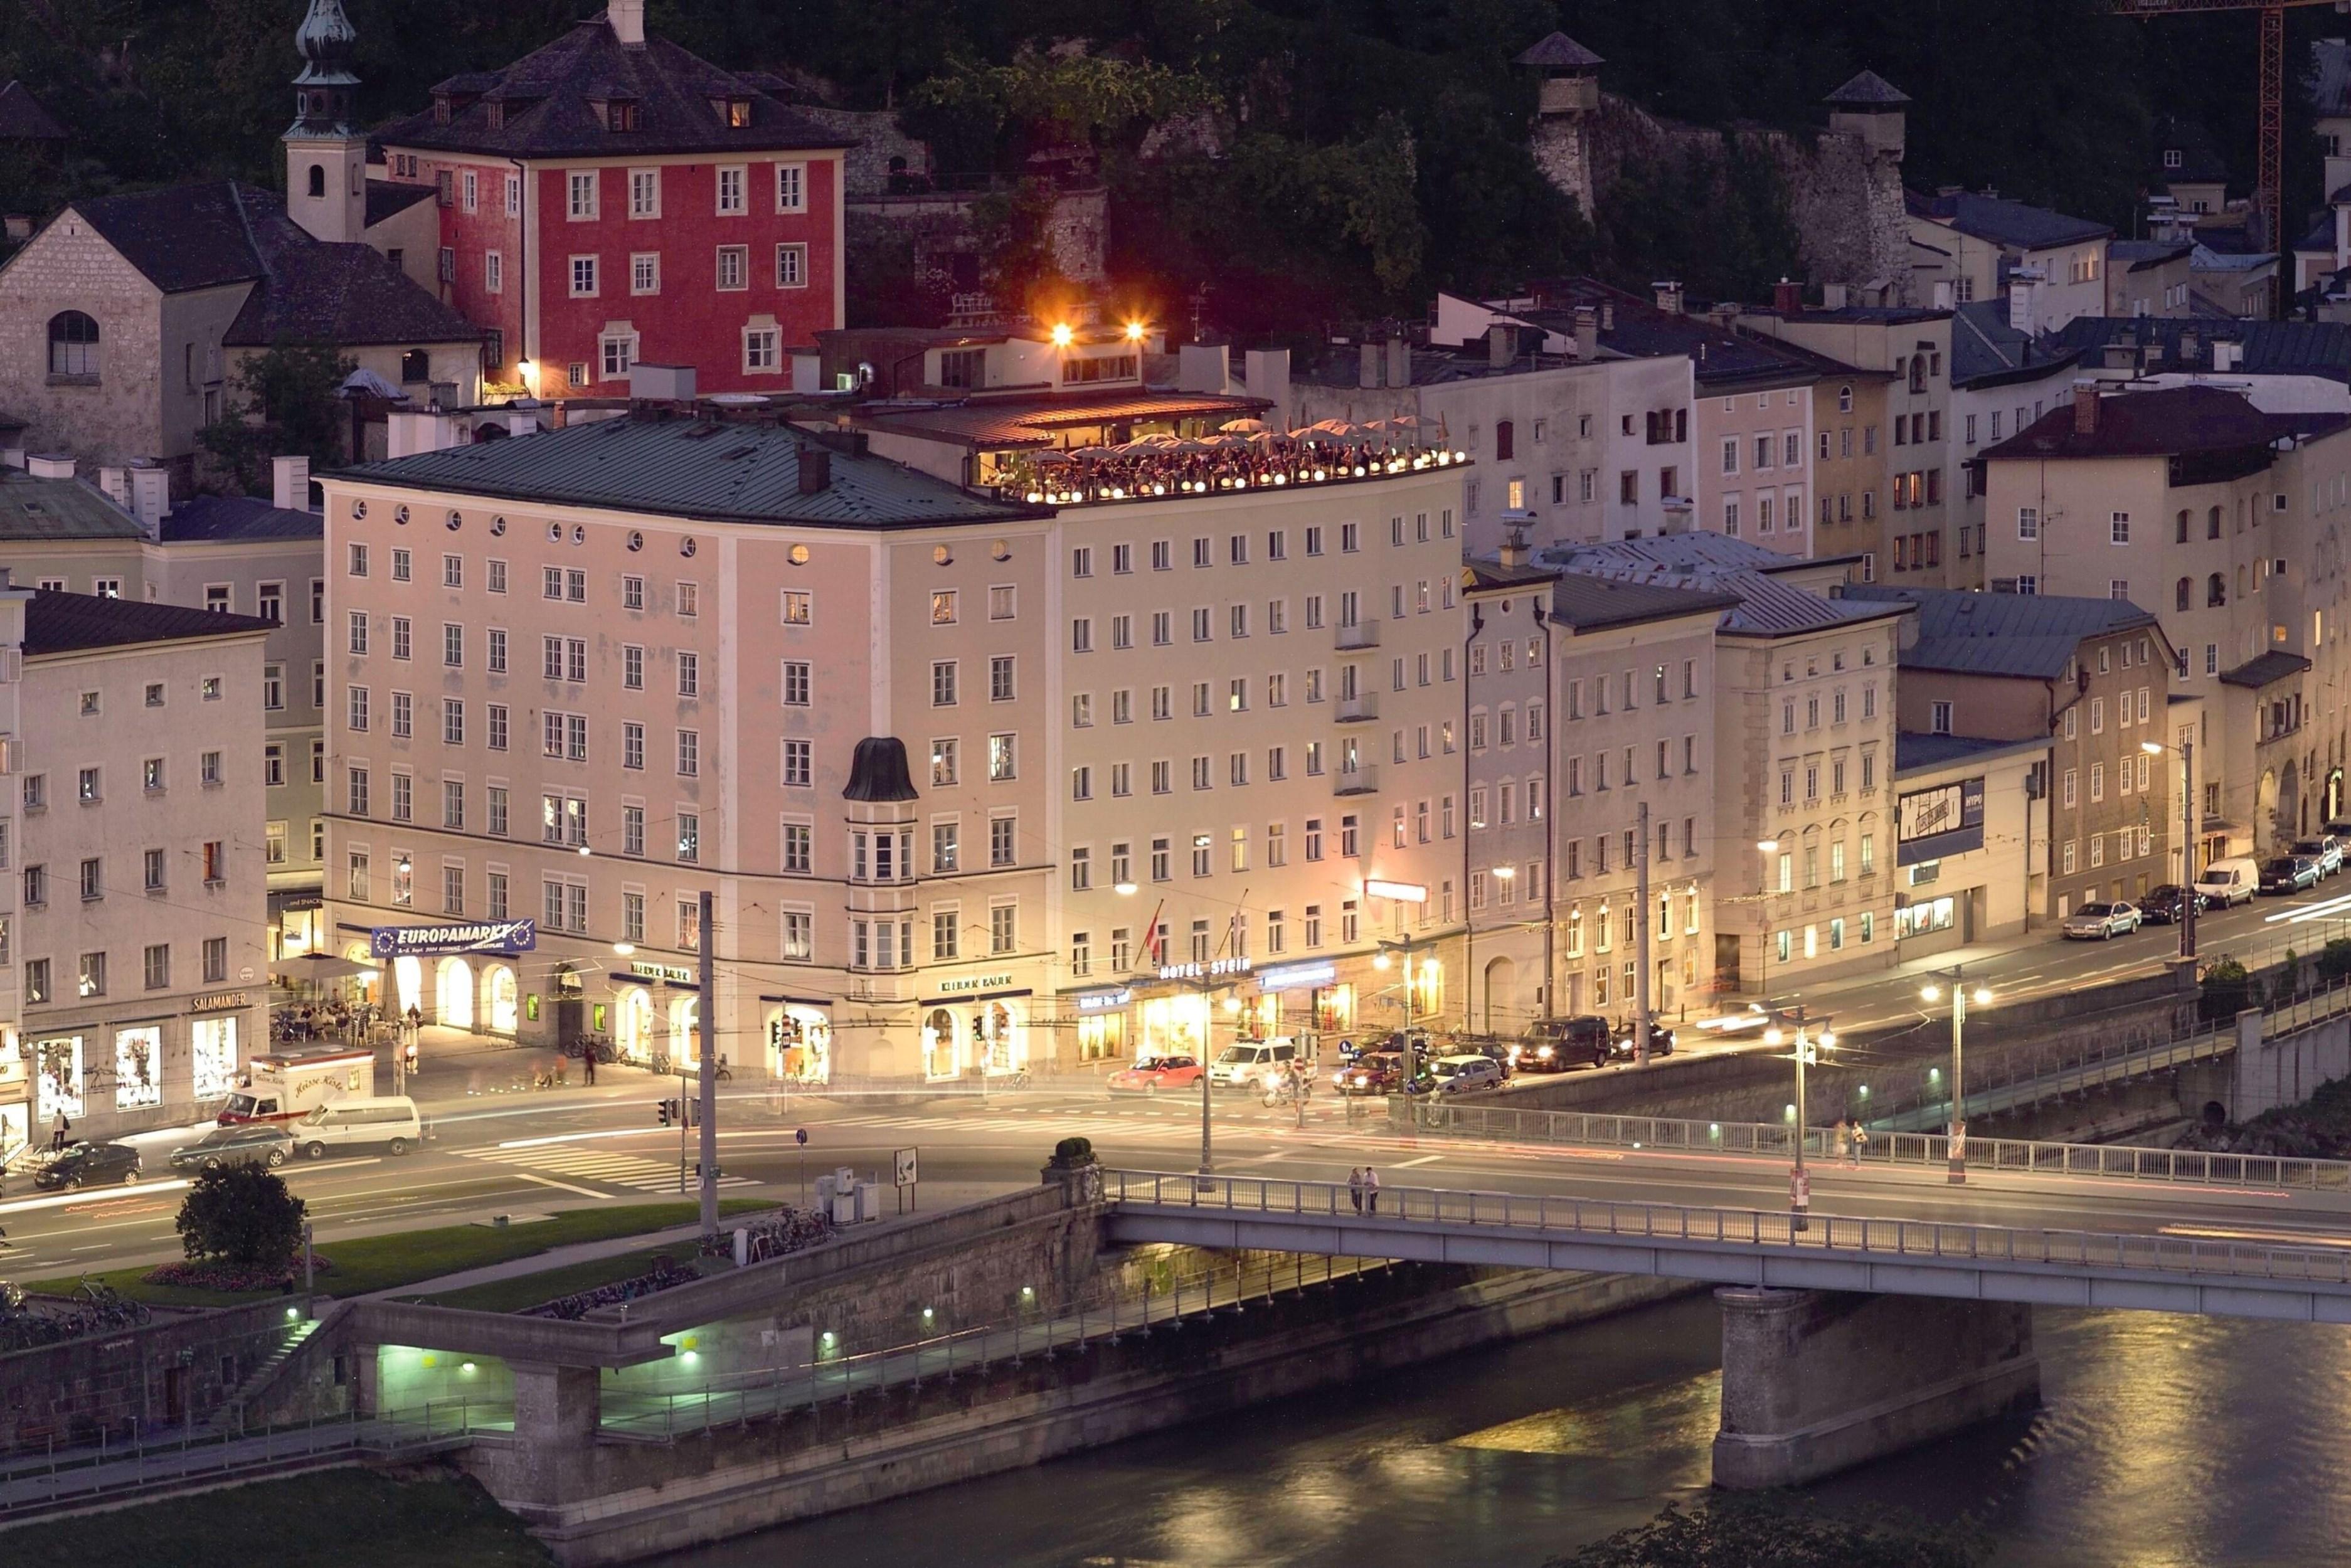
[1362, 1165, 1381, 1215]
[1347, 1166, 1365, 1214]
[1832, 1119, 1850, 1164]
[1849, 1121, 1867, 1168]
[406, 1003, 422, 1036]
[50, 1110, 69, 1152]
[583, 1047, 597, 1086]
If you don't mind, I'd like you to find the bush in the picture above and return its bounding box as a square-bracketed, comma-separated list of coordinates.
[175, 1165, 306, 1270]
[1049, 1135, 1096, 1168]
[1551, 1496, 1985, 1568]
[2199, 956, 2254, 1022]
[2318, 938, 2351, 985]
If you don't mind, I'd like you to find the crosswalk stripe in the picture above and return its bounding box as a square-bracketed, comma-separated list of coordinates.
[463, 1147, 755, 1190]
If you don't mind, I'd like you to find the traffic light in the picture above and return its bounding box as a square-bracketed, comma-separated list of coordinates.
[656, 1098, 678, 1127]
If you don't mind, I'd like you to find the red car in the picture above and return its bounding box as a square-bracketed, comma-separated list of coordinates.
[1107, 1055, 1202, 1095]
[1332, 1051, 1406, 1096]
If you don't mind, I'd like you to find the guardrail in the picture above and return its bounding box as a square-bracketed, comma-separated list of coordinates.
[1413, 1098, 2351, 1191]
[1098, 1168, 2351, 1290]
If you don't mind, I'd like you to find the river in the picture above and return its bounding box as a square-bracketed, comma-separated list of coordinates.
[657, 1291, 2351, 1567]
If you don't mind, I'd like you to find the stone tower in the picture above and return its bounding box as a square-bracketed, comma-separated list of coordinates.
[1808, 70, 1914, 303]
[1517, 31, 1603, 216]
[284, 0, 367, 245]
[1823, 69, 1909, 163]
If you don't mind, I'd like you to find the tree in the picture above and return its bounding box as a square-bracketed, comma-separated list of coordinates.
[2199, 956, 2255, 1023]
[1551, 1496, 1985, 1568]
[176, 1164, 306, 1272]
[199, 338, 356, 498]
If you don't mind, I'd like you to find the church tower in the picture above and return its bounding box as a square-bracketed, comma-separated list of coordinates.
[285, 0, 367, 244]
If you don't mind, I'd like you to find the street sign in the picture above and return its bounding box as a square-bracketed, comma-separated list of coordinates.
[893, 1147, 918, 1187]
[795, 1127, 809, 1147]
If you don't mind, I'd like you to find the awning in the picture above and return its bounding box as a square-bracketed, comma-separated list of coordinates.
[269, 953, 379, 982]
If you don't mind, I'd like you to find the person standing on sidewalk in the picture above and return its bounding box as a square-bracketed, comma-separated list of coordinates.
[1347, 1167, 1366, 1214]
[583, 1046, 597, 1086]
[1848, 1122, 1867, 1167]
[1362, 1166, 1381, 1214]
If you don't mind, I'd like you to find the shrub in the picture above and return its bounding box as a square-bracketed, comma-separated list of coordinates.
[2318, 938, 2351, 985]
[176, 1165, 306, 1270]
[2199, 956, 2254, 1022]
[1049, 1135, 1096, 1168]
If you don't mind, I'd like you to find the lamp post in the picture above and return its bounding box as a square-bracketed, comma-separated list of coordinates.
[1754, 839, 1781, 1000]
[2143, 738, 2198, 963]
[1920, 969, 1992, 1184]
[1761, 1006, 1833, 1233]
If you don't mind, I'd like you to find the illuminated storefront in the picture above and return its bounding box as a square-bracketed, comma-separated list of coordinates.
[112, 1026, 162, 1111]
[1069, 986, 1132, 1061]
[768, 1002, 833, 1083]
[33, 1035, 82, 1121]
[920, 978, 1031, 1079]
[191, 1012, 241, 1104]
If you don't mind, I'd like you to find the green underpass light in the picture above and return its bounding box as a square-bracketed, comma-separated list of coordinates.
[1709, 1123, 1721, 1138]
[1784, 1104, 1796, 1121]
[460, 1362, 476, 1374]
[1929, 1067, 1942, 1082]
[1859, 1085, 1870, 1099]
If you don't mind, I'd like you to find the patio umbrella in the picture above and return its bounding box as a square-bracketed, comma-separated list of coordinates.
[270, 953, 378, 983]
[1218, 418, 1269, 434]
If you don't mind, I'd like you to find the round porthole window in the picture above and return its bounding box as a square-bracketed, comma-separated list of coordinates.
[446, 510, 463, 531]
[990, 539, 1011, 562]
[571, 525, 586, 545]
[932, 544, 952, 566]
[351, 499, 367, 521]
[546, 522, 563, 542]
[393, 504, 411, 525]
[788, 544, 810, 566]
[489, 516, 507, 536]
[627, 531, 645, 553]
[681, 537, 699, 558]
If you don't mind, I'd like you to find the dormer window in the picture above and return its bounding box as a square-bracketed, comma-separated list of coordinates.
[602, 98, 642, 132]
[2163, 148, 2183, 170]
[432, 93, 451, 126]
[486, 100, 506, 130]
[713, 96, 752, 127]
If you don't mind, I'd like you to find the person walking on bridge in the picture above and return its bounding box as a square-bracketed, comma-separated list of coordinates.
[1362, 1165, 1381, 1214]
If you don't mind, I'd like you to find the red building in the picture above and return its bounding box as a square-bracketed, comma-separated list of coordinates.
[371, 0, 848, 400]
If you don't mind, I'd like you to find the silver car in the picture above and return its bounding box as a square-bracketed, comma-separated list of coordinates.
[2062, 900, 2142, 940]
[1430, 1054, 1504, 1094]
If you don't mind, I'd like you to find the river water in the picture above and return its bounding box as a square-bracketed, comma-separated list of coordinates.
[659, 1292, 2351, 1567]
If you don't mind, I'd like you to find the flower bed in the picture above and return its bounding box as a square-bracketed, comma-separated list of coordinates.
[142, 1257, 332, 1293]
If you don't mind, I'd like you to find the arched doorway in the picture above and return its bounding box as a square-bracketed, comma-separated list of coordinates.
[923, 1007, 958, 1081]
[2328, 768, 2345, 825]
[2258, 770, 2280, 854]
[1482, 955, 1517, 1034]
[435, 957, 474, 1030]
[768, 1005, 832, 1083]
[667, 995, 701, 1066]
[481, 965, 519, 1034]
[615, 986, 654, 1060]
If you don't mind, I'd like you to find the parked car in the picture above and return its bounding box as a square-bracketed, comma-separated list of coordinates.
[169, 1123, 293, 1172]
[1107, 1056, 1202, 1096]
[2293, 837, 2347, 878]
[2140, 884, 2209, 925]
[1332, 1051, 1406, 1096]
[2261, 856, 2323, 895]
[1430, 1055, 1505, 1094]
[2062, 901, 2143, 940]
[291, 1096, 419, 1157]
[1207, 1038, 1303, 1092]
[1456, 1036, 1517, 1077]
[32, 1141, 141, 1190]
[1516, 1016, 1613, 1073]
[1608, 1020, 1678, 1061]
[2195, 857, 2261, 908]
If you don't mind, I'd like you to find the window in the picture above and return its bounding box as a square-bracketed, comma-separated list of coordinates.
[676, 729, 699, 776]
[776, 243, 807, 288]
[782, 589, 811, 625]
[782, 738, 811, 787]
[775, 162, 805, 212]
[716, 245, 749, 290]
[569, 254, 599, 298]
[2111, 511, 2130, 544]
[630, 252, 660, 295]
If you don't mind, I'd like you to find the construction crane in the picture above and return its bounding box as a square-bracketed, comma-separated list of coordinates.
[2113, 0, 2347, 275]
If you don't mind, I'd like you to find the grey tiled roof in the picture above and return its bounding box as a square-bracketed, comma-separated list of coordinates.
[1978, 384, 2346, 460]
[1840, 585, 2156, 679]
[1908, 190, 2112, 251]
[1950, 300, 2074, 389]
[159, 495, 323, 543]
[1547, 573, 1741, 632]
[24, 589, 273, 656]
[1515, 33, 1602, 69]
[1895, 731, 2044, 771]
[2042, 316, 2351, 383]
[363, 179, 436, 228]
[333, 416, 1032, 529]
[0, 471, 143, 542]
[1536, 534, 1899, 638]
[1825, 70, 1910, 107]
[2220, 650, 2311, 689]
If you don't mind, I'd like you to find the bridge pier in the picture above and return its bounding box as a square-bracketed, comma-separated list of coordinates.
[1712, 1287, 2037, 1489]
[506, 1362, 603, 1504]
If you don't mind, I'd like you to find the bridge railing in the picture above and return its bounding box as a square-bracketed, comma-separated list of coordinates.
[1413, 1099, 2351, 1192]
[1098, 1168, 2351, 1289]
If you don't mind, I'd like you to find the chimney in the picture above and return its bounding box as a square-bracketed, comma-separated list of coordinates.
[128, 460, 169, 533]
[608, 0, 647, 47]
[1176, 342, 1231, 395]
[1487, 323, 1516, 369]
[1772, 277, 1802, 315]
[1386, 335, 1410, 389]
[2007, 266, 2043, 334]
[1600, 302, 1614, 332]
[797, 445, 832, 495]
[1359, 341, 1383, 389]
[1821, 282, 1848, 310]
[2072, 378, 2100, 437]
[97, 465, 129, 507]
[1652, 280, 1684, 315]
[1573, 305, 1599, 354]
[1499, 524, 1531, 568]
[1242, 347, 1292, 433]
[272, 455, 312, 512]
[26, 454, 74, 481]
[2179, 328, 2200, 366]
[629, 363, 696, 403]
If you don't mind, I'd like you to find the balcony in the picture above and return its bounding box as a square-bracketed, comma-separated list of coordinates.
[1334, 764, 1381, 797]
[1335, 621, 1381, 652]
[1336, 692, 1380, 723]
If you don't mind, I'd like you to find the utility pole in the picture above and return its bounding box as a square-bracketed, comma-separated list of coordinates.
[1634, 800, 1652, 1064]
[697, 888, 717, 1240]
[2182, 736, 2199, 963]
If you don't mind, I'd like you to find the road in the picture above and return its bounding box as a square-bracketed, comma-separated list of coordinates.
[9, 1067, 2351, 1286]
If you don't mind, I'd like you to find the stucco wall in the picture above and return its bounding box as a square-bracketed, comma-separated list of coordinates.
[0, 215, 178, 466]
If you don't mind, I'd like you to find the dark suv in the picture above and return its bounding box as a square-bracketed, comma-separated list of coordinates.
[2140, 884, 2207, 925]
[1517, 1016, 1612, 1073]
[32, 1141, 142, 1190]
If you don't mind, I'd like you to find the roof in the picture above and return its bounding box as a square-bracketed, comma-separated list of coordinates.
[373, 14, 851, 161]
[2044, 315, 2351, 382]
[1514, 33, 1603, 69]
[1536, 534, 1900, 639]
[1513, 280, 1824, 388]
[2151, 115, 2231, 188]
[2318, 37, 2351, 118]
[1840, 585, 2157, 679]
[842, 738, 917, 803]
[332, 415, 1032, 529]
[1825, 70, 1909, 107]
[23, 589, 273, 657]
[44, 181, 479, 347]
[1894, 732, 2047, 773]
[2219, 650, 2312, 689]
[363, 179, 437, 228]
[852, 391, 1268, 451]
[1546, 573, 1743, 632]
[1949, 300, 2076, 389]
[1978, 384, 2348, 460]
[0, 470, 144, 542]
[158, 495, 323, 543]
[1907, 190, 2113, 251]
[0, 81, 66, 140]
[1464, 557, 1559, 593]
[2110, 239, 2195, 272]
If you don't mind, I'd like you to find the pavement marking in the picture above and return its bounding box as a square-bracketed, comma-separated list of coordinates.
[1391, 1154, 1446, 1168]
[462, 1145, 756, 1194]
[509, 1170, 617, 1200]
[0, 1181, 191, 1217]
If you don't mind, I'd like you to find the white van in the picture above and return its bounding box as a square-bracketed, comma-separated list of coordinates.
[2194, 857, 2259, 909]
[1207, 1038, 1303, 1091]
[292, 1096, 420, 1158]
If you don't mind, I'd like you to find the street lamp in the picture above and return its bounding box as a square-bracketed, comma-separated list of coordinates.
[1920, 970, 1992, 1184]
[2142, 738, 2199, 963]
[1760, 1006, 1833, 1232]
[1754, 839, 1781, 1001]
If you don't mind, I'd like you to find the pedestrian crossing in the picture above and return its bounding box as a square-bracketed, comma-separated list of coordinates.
[465, 1143, 760, 1193]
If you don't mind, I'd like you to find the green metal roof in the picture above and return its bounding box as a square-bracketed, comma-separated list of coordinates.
[0, 470, 146, 542]
[332, 416, 1036, 530]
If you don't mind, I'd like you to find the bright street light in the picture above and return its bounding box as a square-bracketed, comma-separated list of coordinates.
[2141, 740, 2165, 756]
[1113, 881, 1138, 896]
[612, 941, 636, 958]
[1757, 838, 1780, 853]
